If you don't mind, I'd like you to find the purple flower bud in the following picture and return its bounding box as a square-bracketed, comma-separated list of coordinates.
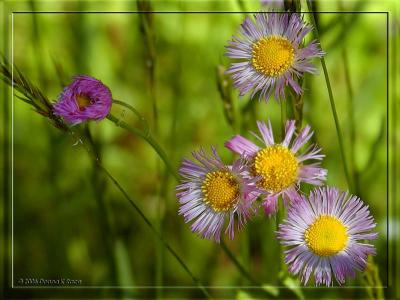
[53, 75, 112, 125]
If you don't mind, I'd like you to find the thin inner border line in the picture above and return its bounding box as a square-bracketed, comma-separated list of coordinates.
[10, 10, 390, 290]
[12, 285, 389, 289]
[11, 10, 14, 291]
[10, 11, 392, 14]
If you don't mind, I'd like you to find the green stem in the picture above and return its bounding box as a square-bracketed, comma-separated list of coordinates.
[290, 79, 304, 127]
[306, 0, 353, 191]
[106, 114, 180, 181]
[278, 101, 286, 275]
[112, 99, 149, 135]
[97, 163, 211, 299]
[276, 199, 286, 279]
[280, 100, 286, 139]
[362, 257, 384, 300]
[220, 239, 258, 285]
[140, 9, 162, 293]
[341, 33, 359, 196]
[84, 126, 119, 287]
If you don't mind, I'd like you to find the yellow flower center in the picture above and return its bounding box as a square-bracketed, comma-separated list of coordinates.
[76, 94, 92, 110]
[304, 215, 348, 257]
[253, 145, 299, 192]
[252, 35, 295, 77]
[201, 171, 240, 212]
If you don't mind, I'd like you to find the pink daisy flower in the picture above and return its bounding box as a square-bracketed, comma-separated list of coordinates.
[277, 187, 377, 286]
[225, 120, 327, 216]
[225, 13, 324, 101]
[176, 147, 260, 242]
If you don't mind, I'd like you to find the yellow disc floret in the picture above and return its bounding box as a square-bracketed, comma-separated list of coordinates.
[202, 171, 240, 212]
[76, 94, 92, 109]
[305, 215, 348, 257]
[252, 35, 295, 77]
[253, 145, 299, 193]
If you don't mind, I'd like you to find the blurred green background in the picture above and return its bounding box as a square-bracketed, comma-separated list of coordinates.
[1, 0, 398, 299]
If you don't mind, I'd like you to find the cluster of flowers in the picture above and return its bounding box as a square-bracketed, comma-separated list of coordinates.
[50, 11, 378, 288]
[175, 12, 377, 286]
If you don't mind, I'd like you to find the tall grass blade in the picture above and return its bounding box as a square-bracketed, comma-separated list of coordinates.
[305, 1, 353, 191]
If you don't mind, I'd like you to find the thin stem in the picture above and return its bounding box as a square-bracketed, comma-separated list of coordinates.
[220, 239, 258, 285]
[362, 257, 384, 300]
[290, 79, 305, 128]
[216, 65, 250, 283]
[275, 199, 286, 278]
[306, 0, 353, 191]
[139, 9, 162, 291]
[97, 163, 211, 299]
[280, 100, 286, 139]
[342, 48, 362, 194]
[84, 126, 118, 287]
[106, 114, 180, 181]
[339, 7, 360, 196]
[235, 0, 249, 18]
[112, 99, 149, 136]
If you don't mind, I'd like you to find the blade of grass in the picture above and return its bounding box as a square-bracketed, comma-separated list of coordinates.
[280, 100, 286, 139]
[341, 48, 358, 192]
[220, 239, 258, 285]
[136, 3, 163, 295]
[220, 240, 279, 298]
[338, 0, 359, 196]
[84, 125, 118, 287]
[306, 0, 353, 191]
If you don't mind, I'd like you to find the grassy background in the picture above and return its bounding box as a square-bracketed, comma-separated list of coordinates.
[1, 0, 397, 299]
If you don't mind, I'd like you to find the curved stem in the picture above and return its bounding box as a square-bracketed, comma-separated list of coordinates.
[220, 239, 258, 285]
[112, 99, 149, 136]
[306, 0, 353, 191]
[106, 114, 180, 181]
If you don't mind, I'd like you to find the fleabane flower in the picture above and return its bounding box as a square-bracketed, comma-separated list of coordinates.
[277, 187, 378, 286]
[176, 147, 260, 242]
[225, 120, 327, 216]
[225, 13, 324, 101]
[53, 75, 112, 125]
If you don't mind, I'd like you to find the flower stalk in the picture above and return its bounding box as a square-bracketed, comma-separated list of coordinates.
[106, 114, 180, 181]
[306, 0, 354, 192]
